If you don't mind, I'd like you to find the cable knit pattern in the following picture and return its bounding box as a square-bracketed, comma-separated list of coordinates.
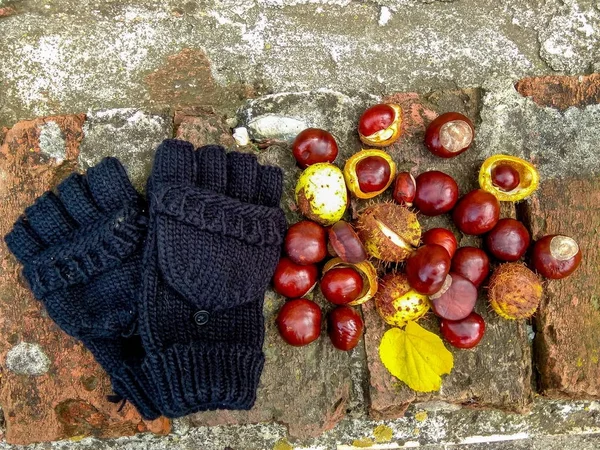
[4, 158, 161, 420]
[139, 139, 286, 416]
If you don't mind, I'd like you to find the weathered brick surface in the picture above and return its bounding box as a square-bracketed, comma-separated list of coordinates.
[362, 90, 533, 419]
[523, 178, 600, 398]
[0, 116, 170, 444]
[174, 109, 235, 148]
[515, 74, 600, 111]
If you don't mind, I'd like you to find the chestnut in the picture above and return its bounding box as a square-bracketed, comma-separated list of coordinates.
[322, 258, 378, 306]
[452, 189, 500, 235]
[328, 220, 367, 263]
[358, 103, 402, 147]
[424, 112, 474, 158]
[344, 150, 396, 199]
[485, 218, 530, 262]
[479, 155, 540, 202]
[440, 312, 485, 349]
[422, 228, 458, 259]
[392, 171, 416, 207]
[491, 164, 520, 192]
[328, 306, 364, 351]
[405, 244, 451, 295]
[413, 171, 459, 216]
[531, 234, 582, 279]
[276, 299, 322, 346]
[450, 247, 490, 287]
[429, 273, 478, 321]
[320, 267, 364, 305]
[284, 220, 327, 265]
[272, 257, 318, 298]
[292, 128, 339, 168]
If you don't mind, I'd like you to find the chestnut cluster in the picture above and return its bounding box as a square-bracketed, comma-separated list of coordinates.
[274, 103, 582, 353]
[273, 220, 375, 350]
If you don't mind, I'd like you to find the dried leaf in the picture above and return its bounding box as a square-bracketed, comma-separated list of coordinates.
[379, 321, 453, 392]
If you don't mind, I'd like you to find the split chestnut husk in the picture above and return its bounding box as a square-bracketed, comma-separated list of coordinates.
[344, 149, 396, 199]
[322, 257, 378, 306]
[356, 203, 421, 262]
[479, 155, 539, 202]
[374, 272, 430, 326]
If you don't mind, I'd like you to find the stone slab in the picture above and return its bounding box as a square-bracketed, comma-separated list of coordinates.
[363, 89, 533, 419]
[78, 108, 172, 191]
[523, 177, 600, 399]
[0, 116, 170, 445]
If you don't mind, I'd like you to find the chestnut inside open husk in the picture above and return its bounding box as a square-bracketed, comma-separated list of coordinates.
[344, 150, 396, 199]
[356, 203, 421, 262]
[479, 155, 539, 202]
[322, 257, 378, 306]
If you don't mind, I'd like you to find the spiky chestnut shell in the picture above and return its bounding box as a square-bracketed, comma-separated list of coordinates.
[375, 272, 430, 326]
[488, 263, 543, 320]
[356, 203, 421, 262]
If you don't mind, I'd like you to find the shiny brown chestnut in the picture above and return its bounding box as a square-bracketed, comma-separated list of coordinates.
[440, 312, 486, 349]
[405, 244, 451, 295]
[450, 247, 490, 287]
[531, 235, 582, 279]
[328, 220, 367, 263]
[424, 112, 475, 158]
[422, 228, 458, 259]
[429, 273, 478, 321]
[491, 164, 520, 191]
[392, 172, 416, 207]
[292, 128, 339, 168]
[328, 306, 364, 351]
[320, 267, 364, 305]
[272, 257, 318, 298]
[284, 220, 327, 265]
[276, 299, 322, 346]
[413, 171, 459, 216]
[485, 218, 530, 262]
[452, 189, 500, 235]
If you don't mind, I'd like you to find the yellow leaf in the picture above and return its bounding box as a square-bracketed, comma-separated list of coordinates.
[379, 321, 453, 392]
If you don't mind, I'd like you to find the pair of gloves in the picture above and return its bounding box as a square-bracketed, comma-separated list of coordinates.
[4, 139, 287, 419]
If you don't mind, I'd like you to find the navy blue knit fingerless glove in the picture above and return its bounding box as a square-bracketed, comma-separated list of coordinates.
[139, 140, 286, 417]
[4, 159, 160, 419]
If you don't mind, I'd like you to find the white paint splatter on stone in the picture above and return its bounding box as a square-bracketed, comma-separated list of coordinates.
[38, 121, 66, 162]
[232, 127, 250, 145]
[6, 342, 51, 376]
[379, 6, 392, 26]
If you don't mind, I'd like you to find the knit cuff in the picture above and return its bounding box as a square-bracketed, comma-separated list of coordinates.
[154, 184, 286, 247]
[84, 339, 162, 420]
[142, 342, 264, 418]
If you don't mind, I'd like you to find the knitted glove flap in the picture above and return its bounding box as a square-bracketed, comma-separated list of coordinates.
[139, 140, 286, 417]
[5, 159, 160, 419]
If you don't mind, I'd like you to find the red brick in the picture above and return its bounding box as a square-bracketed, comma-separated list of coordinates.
[524, 177, 600, 398]
[0, 7, 16, 18]
[0, 116, 170, 444]
[145, 48, 255, 109]
[515, 74, 600, 111]
[174, 109, 235, 148]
